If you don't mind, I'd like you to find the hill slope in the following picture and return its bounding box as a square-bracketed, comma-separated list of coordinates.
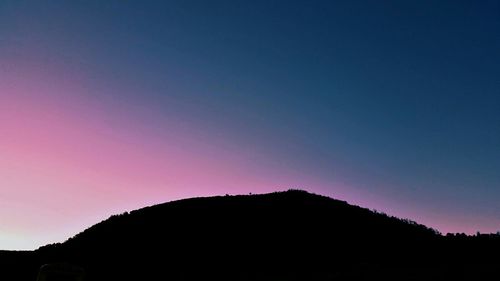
[3, 190, 500, 281]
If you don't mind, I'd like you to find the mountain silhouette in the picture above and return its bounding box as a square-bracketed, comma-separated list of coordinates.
[2, 190, 500, 280]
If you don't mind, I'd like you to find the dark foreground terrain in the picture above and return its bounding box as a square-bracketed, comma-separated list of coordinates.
[2, 190, 500, 281]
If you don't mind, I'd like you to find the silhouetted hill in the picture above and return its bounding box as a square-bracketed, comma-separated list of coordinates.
[3, 190, 500, 280]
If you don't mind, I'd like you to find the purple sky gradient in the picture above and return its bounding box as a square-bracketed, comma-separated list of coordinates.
[1, 1, 499, 249]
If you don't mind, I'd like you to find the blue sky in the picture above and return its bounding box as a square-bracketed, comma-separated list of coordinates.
[0, 0, 499, 249]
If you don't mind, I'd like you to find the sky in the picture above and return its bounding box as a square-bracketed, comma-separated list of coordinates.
[0, 0, 499, 250]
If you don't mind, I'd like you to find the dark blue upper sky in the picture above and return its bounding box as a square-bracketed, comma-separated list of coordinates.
[1, 0, 500, 241]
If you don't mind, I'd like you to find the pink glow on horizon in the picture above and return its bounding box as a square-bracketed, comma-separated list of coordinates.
[0, 58, 492, 250]
[0, 61, 323, 249]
